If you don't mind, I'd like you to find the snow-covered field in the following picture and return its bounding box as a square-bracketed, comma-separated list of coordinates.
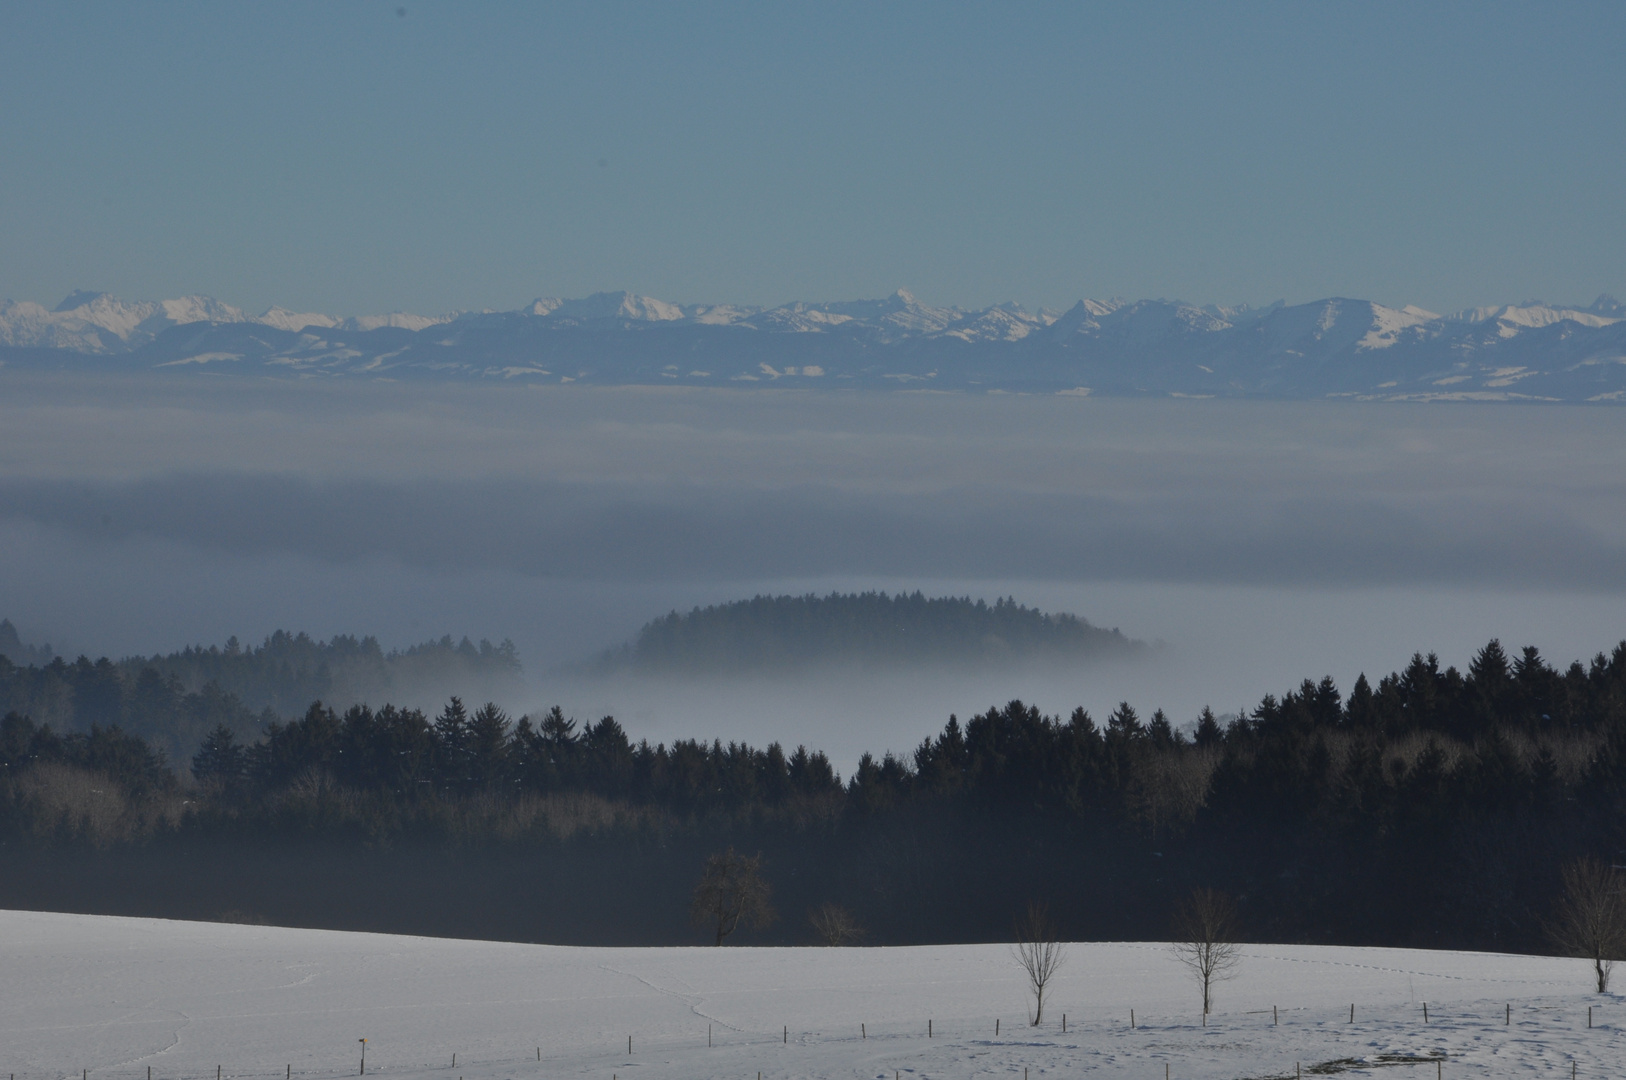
[1, 910, 1618, 1080]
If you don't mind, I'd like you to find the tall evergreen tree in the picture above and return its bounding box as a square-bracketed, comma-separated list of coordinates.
[192, 723, 245, 786]
[433, 697, 470, 787]
[466, 702, 511, 788]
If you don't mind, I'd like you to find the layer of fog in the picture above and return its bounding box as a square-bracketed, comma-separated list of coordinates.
[2, 375, 1623, 771]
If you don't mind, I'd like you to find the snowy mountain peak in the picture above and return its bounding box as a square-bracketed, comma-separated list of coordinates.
[1447, 302, 1620, 332]
[160, 295, 245, 325]
[1588, 294, 1624, 317]
[341, 311, 452, 333]
[543, 291, 686, 323]
[54, 289, 112, 312]
[257, 307, 341, 333]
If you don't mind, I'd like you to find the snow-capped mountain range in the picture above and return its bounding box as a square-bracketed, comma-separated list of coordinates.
[3, 287, 1624, 401]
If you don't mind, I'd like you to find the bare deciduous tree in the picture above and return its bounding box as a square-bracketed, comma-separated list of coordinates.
[809, 902, 864, 946]
[1011, 900, 1065, 1025]
[1547, 857, 1626, 992]
[690, 847, 776, 946]
[1125, 749, 1219, 841]
[1170, 887, 1241, 1020]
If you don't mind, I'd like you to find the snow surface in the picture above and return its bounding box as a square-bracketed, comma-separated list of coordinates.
[1, 910, 1620, 1080]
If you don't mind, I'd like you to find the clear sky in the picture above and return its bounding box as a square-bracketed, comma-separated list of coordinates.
[1, 0, 1622, 316]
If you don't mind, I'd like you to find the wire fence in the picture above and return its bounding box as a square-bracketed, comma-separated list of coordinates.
[6, 999, 1618, 1080]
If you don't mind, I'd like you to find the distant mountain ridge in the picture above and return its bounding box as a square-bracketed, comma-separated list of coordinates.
[3, 287, 1624, 401]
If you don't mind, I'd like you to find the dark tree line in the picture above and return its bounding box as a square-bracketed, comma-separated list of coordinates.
[2, 637, 1626, 951]
[0, 711, 174, 796]
[189, 698, 842, 817]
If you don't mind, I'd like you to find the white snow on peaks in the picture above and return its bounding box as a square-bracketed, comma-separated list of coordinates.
[3, 288, 1624, 373]
[773, 289, 963, 338]
[942, 303, 1048, 342]
[1358, 303, 1440, 350]
[683, 304, 757, 325]
[0, 292, 225, 352]
[1045, 298, 1127, 339]
[0, 299, 101, 350]
[340, 312, 453, 332]
[745, 304, 857, 332]
[1447, 303, 1621, 334]
[0, 290, 463, 350]
[1051, 299, 1229, 344]
[160, 295, 247, 325]
[257, 307, 341, 332]
[538, 291, 687, 324]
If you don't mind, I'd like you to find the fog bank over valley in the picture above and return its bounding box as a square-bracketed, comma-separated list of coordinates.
[2, 378, 1622, 770]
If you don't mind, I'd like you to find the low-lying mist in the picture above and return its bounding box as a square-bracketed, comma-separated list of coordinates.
[2, 375, 1622, 772]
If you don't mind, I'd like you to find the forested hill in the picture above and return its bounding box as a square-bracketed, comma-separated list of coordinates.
[604, 592, 1144, 673]
[0, 627, 521, 762]
[131, 631, 522, 715]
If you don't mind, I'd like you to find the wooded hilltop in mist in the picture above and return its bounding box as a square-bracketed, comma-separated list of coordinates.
[599, 593, 1143, 673]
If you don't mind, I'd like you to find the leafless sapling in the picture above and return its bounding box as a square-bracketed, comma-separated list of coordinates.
[1011, 900, 1065, 1025]
[690, 847, 776, 946]
[1547, 857, 1626, 993]
[809, 901, 864, 946]
[1170, 887, 1241, 1019]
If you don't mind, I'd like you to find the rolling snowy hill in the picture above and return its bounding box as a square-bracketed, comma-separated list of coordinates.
[2, 289, 1624, 401]
[0, 910, 1619, 1080]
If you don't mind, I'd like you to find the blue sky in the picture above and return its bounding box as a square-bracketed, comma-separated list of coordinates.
[1, 0, 1622, 315]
